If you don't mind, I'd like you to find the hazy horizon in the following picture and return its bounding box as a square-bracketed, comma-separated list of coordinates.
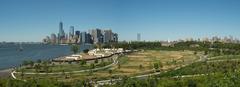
[1, 0, 240, 42]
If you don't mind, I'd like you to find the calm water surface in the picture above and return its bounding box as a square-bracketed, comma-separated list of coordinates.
[0, 43, 92, 70]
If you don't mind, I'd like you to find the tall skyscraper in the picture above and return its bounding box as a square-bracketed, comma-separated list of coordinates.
[103, 29, 113, 43]
[69, 26, 74, 37]
[44, 23, 119, 44]
[58, 21, 65, 43]
[81, 32, 92, 44]
[86, 33, 93, 44]
[75, 31, 80, 38]
[113, 33, 118, 42]
[90, 29, 103, 44]
[68, 26, 75, 43]
[137, 33, 141, 41]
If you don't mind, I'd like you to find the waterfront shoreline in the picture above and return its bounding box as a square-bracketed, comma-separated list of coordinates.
[0, 68, 13, 78]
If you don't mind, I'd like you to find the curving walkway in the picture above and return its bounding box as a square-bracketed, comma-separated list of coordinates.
[11, 55, 119, 79]
[95, 56, 240, 86]
[11, 54, 240, 86]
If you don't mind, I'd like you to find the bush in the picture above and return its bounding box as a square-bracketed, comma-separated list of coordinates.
[83, 49, 89, 54]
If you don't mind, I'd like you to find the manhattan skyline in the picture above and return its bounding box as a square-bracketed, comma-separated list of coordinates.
[1, 0, 240, 42]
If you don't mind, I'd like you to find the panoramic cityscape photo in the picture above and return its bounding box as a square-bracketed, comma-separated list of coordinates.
[1, 0, 240, 87]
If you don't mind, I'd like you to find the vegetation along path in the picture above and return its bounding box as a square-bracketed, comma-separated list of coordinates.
[95, 55, 240, 86]
[11, 55, 119, 79]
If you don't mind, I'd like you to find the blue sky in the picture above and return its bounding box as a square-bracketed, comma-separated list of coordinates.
[0, 0, 240, 42]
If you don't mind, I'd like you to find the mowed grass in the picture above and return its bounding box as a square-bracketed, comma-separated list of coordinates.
[16, 50, 200, 80]
[112, 50, 199, 76]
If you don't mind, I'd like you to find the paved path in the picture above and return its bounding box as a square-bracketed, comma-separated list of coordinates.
[11, 54, 240, 86]
[11, 55, 119, 79]
[95, 56, 240, 86]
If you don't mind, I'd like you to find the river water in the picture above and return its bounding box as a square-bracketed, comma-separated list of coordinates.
[0, 43, 92, 70]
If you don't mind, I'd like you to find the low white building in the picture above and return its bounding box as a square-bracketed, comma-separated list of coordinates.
[65, 54, 82, 60]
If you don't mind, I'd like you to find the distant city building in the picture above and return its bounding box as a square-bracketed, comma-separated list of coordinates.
[80, 31, 93, 44]
[58, 22, 65, 44]
[69, 26, 75, 43]
[44, 21, 118, 44]
[81, 32, 87, 44]
[50, 33, 57, 44]
[90, 29, 103, 44]
[86, 33, 93, 44]
[69, 26, 74, 36]
[137, 33, 141, 41]
[113, 33, 118, 42]
[103, 30, 113, 43]
[211, 36, 221, 42]
[75, 31, 80, 38]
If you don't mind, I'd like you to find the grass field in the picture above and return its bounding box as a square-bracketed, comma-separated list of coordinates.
[159, 59, 240, 77]
[15, 50, 200, 81]
[111, 50, 199, 76]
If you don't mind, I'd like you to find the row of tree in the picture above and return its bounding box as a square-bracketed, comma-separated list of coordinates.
[2, 71, 240, 87]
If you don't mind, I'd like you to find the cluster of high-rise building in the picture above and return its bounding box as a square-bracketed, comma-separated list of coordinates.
[177, 36, 240, 43]
[43, 22, 118, 44]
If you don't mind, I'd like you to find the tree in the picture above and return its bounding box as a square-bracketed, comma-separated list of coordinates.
[90, 63, 95, 69]
[204, 50, 208, 55]
[153, 63, 159, 71]
[71, 45, 80, 54]
[42, 61, 49, 73]
[37, 59, 42, 64]
[139, 64, 143, 70]
[22, 60, 34, 68]
[80, 60, 86, 66]
[88, 70, 93, 76]
[94, 59, 98, 64]
[73, 80, 85, 87]
[108, 69, 113, 75]
[118, 63, 121, 69]
[159, 61, 163, 69]
[20, 68, 25, 79]
[153, 61, 163, 72]
[96, 43, 102, 50]
[34, 64, 41, 72]
[83, 49, 89, 54]
[22, 60, 29, 66]
[188, 80, 197, 87]
[194, 51, 197, 55]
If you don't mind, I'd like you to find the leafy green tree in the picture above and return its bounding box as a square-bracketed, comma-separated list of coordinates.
[83, 49, 89, 54]
[90, 63, 95, 69]
[139, 64, 143, 70]
[154, 63, 159, 71]
[94, 59, 98, 64]
[29, 61, 34, 68]
[71, 45, 80, 54]
[80, 60, 87, 66]
[22, 60, 34, 68]
[37, 59, 42, 64]
[188, 80, 197, 87]
[42, 61, 49, 73]
[194, 51, 197, 55]
[20, 68, 25, 79]
[22, 60, 29, 66]
[108, 69, 113, 76]
[34, 64, 41, 72]
[98, 43, 103, 50]
[118, 63, 121, 69]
